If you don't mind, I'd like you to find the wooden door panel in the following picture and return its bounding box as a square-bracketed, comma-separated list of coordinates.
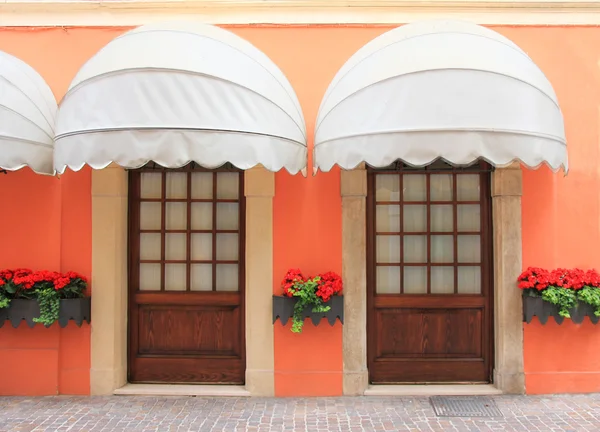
[367, 163, 493, 384]
[375, 309, 482, 357]
[370, 358, 487, 383]
[133, 357, 244, 384]
[137, 305, 241, 356]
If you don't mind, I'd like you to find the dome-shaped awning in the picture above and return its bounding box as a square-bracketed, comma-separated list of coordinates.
[314, 20, 568, 174]
[0, 51, 57, 175]
[54, 21, 307, 175]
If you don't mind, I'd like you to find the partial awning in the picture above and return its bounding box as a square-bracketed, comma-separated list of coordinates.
[54, 21, 307, 175]
[314, 20, 568, 174]
[0, 51, 57, 175]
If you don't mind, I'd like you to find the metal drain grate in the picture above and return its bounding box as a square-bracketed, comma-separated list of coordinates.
[430, 396, 503, 417]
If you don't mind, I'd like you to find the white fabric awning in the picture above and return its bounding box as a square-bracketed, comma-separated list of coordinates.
[54, 21, 307, 174]
[0, 51, 57, 175]
[314, 20, 568, 174]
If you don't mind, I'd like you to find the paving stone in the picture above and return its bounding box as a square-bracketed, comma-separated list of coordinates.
[0, 394, 599, 431]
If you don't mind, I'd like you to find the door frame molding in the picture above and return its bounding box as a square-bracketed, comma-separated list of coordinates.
[340, 162, 525, 395]
[89, 164, 275, 396]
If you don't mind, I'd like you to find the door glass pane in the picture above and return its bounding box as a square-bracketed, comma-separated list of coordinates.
[191, 172, 213, 199]
[191, 264, 212, 291]
[216, 172, 239, 199]
[457, 235, 481, 263]
[403, 174, 426, 201]
[376, 266, 400, 294]
[376, 205, 400, 232]
[457, 174, 480, 201]
[165, 264, 186, 291]
[139, 264, 161, 291]
[166, 172, 187, 199]
[216, 233, 239, 261]
[165, 233, 186, 260]
[140, 202, 161, 230]
[191, 233, 212, 260]
[431, 266, 454, 294]
[191, 203, 212, 230]
[216, 264, 238, 291]
[404, 267, 427, 294]
[403, 205, 426, 232]
[431, 235, 454, 263]
[375, 175, 400, 201]
[404, 235, 427, 263]
[216, 203, 239, 230]
[140, 172, 162, 199]
[458, 266, 481, 294]
[457, 204, 481, 232]
[376, 236, 400, 263]
[430, 174, 453, 201]
[166, 202, 187, 230]
[140, 233, 161, 260]
[430, 205, 453, 232]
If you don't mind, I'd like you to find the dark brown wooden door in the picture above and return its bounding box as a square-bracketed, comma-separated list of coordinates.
[128, 163, 245, 384]
[367, 161, 493, 384]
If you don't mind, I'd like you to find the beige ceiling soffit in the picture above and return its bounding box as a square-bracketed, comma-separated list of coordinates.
[3, 1, 600, 26]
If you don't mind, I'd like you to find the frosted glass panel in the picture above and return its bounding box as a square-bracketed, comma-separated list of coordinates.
[431, 266, 454, 294]
[165, 264, 186, 291]
[403, 174, 426, 201]
[140, 233, 161, 260]
[191, 203, 212, 230]
[140, 202, 161, 230]
[376, 236, 400, 263]
[191, 172, 213, 199]
[376, 175, 400, 201]
[139, 264, 161, 291]
[216, 233, 239, 261]
[376, 266, 400, 294]
[166, 172, 187, 199]
[457, 204, 481, 232]
[165, 233, 186, 260]
[431, 235, 454, 263]
[216, 203, 239, 230]
[458, 266, 481, 294]
[217, 173, 239, 199]
[140, 172, 162, 199]
[376, 205, 400, 232]
[404, 266, 427, 294]
[430, 174, 453, 201]
[404, 235, 427, 263]
[191, 264, 212, 291]
[458, 235, 481, 263]
[403, 205, 426, 232]
[457, 174, 480, 201]
[431, 205, 453, 232]
[191, 234, 212, 260]
[216, 264, 238, 291]
[166, 202, 187, 230]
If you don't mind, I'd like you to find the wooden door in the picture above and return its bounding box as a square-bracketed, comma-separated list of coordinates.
[128, 163, 245, 384]
[367, 161, 493, 384]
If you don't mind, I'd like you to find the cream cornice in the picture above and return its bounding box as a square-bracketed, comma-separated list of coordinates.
[3, 0, 600, 26]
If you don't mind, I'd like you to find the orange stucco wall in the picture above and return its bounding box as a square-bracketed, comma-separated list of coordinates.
[1, 25, 599, 396]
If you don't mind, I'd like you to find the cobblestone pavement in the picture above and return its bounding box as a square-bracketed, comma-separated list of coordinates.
[1, 394, 599, 432]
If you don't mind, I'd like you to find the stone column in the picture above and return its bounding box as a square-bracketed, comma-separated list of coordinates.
[341, 166, 369, 395]
[244, 166, 275, 396]
[90, 165, 129, 395]
[491, 163, 525, 394]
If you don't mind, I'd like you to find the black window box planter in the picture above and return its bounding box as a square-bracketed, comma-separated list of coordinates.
[272, 295, 344, 326]
[523, 294, 600, 325]
[0, 298, 91, 328]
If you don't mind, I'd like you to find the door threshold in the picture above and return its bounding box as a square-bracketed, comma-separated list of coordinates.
[364, 384, 502, 396]
[114, 383, 250, 397]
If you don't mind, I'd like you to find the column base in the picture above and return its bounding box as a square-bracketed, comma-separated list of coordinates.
[343, 370, 369, 395]
[494, 369, 525, 394]
[245, 369, 275, 396]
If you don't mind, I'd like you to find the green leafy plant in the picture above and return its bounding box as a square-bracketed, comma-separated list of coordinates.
[578, 286, 600, 317]
[281, 268, 343, 333]
[541, 286, 578, 318]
